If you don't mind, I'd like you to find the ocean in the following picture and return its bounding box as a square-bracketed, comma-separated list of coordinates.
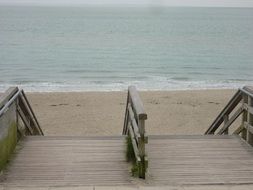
[0, 6, 253, 92]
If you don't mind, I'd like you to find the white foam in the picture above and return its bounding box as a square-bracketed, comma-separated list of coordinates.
[0, 79, 250, 92]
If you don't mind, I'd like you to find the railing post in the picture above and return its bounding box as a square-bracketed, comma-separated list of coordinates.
[247, 96, 253, 145]
[241, 94, 248, 140]
[138, 118, 146, 178]
[15, 96, 22, 138]
[223, 115, 229, 135]
[123, 92, 130, 135]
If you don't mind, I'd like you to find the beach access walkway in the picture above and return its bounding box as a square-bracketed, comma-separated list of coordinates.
[1, 86, 253, 189]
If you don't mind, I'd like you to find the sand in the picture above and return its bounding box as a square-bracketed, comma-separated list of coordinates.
[24, 89, 238, 136]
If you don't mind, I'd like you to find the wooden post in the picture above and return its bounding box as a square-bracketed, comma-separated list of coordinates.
[138, 118, 145, 179]
[241, 94, 248, 140]
[223, 115, 229, 135]
[123, 92, 130, 135]
[247, 96, 253, 145]
[15, 97, 22, 138]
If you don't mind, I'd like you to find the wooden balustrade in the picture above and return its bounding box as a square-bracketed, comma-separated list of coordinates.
[123, 86, 148, 179]
[0, 87, 43, 137]
[205, 86, 253, 145]
[0, 87, 43, 170]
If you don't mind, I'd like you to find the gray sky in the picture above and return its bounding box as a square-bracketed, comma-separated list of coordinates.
[1, 0, 253, 7]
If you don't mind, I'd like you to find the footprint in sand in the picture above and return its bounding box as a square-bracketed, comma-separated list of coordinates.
[208, 101, 220, 105]
[148, 99, 160, 105]
[50, 103, 69, 107]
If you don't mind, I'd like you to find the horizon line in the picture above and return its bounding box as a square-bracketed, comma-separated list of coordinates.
[1, 3, 253, 8]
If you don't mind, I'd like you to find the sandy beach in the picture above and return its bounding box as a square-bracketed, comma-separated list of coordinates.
[24, 89, 237, 136]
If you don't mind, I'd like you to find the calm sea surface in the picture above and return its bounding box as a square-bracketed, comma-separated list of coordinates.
[0, 6, 253, 91]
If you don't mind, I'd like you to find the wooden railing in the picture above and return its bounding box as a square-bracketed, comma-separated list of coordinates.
[123, 86, 148, 179]
[0, 87, 43, 136]
[205, 86, 253, 145]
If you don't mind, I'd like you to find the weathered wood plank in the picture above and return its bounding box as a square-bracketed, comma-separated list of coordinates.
[128, 122, 141, 163]
[128, 86, 147, 120]
[17, 106, 33, 135]
[244, 122, 253, 134]
[128, 105, 141, 139]
[20, 90, 43, 135]
[244, 103, 253, 115]
[2, 135, 253, 187]
[123, 86, 148, 178]
[0, 87, 18, 110]
[18, 94, 42, 135]
[0, 87, 43, 137]
[241, 94, 248, 139]
[247, 96, 253, 145]
[205, 89, 242, 134]
[147, 135, 253, 185]
[122, 94, 129, 135]
[223, 114, 229, 134]
[217, 106, 244, 134]
[1, 136, 133, 187]
[242, 86, 253, 98]
[233, 124, 244, 135]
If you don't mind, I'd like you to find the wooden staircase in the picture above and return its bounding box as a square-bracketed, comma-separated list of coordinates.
[1, 86, 253, 188]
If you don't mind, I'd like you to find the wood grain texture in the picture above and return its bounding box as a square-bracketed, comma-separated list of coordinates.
[2, 135, 253, 188]
[0, 136, 134, 188]
[0, 87, 18, 111]
[205, 89, 242, 134]
[128, 86, 147, 120]
[147, 135, 253, 185]
[243, 86, 253, 97]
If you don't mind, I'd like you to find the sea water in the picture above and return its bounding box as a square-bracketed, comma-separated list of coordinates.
[0, 6, 253, 92]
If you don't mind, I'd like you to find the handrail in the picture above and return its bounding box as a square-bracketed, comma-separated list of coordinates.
[123, 86, 148, 179]
[128, 86, 147, 120]
[241, 86, 253, 97]
[205, 89, 242, 134]
[0, 87, 19, 112]
[0, 88, 21, 117]
[205, 86, 253, 146]
[20, 90, 44, 135]
[0, 87, 43, 136]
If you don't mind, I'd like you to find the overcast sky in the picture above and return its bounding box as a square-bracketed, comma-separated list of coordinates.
[0, 0, 253, 7]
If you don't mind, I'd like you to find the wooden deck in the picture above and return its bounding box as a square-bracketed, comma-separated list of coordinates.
[1, 135, 253, 188]
[147, 135, 253, 185]
[0, 136, 134, 188]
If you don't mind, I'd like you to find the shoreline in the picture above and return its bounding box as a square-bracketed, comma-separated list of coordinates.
[19, 89, 238, 136]
[0, 82, 248, 93]
[27, 87, 240, 93]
